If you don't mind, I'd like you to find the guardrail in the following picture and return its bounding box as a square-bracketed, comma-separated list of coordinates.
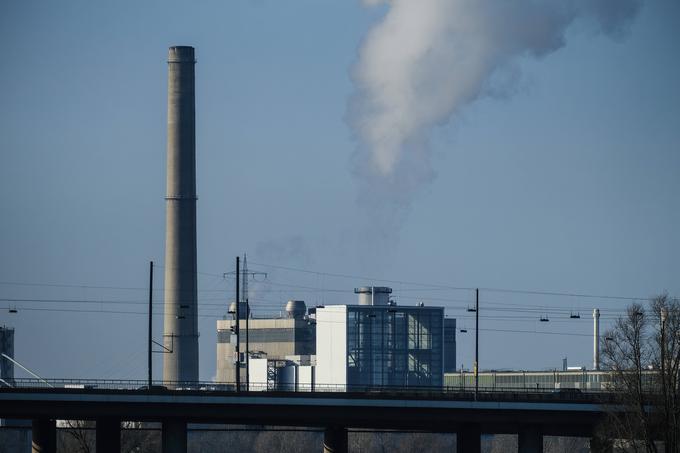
[0, 378, 620, 401]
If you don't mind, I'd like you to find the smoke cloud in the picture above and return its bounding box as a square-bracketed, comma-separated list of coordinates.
[349, 0, 641, 213]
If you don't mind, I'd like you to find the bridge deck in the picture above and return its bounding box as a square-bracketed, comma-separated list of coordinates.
[0, 386, 615, 436]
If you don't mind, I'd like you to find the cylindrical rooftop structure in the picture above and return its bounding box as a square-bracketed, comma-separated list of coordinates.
[354, 286, 392, 306]
[285, 300, 307, 319]
[163, 46, 199, 385]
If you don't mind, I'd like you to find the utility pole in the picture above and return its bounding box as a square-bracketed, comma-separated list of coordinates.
[245, 296, 250, 391]
[148, 261, 153, 389]
[235, 256, 240, 392]
[243, 254, 249, 391]
[222, 255, 266, 392]
[239, 254, 265, 391]
[475, 288, 479, 399]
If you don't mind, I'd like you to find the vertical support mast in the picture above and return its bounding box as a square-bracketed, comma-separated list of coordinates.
[162, 46, 198, 385]
[474, 288, 479, 397]
[235, 256, 240, 391]
[148, 261, 153, 388]
[593, 308, 600, 371]
[243, 254, 250, 390]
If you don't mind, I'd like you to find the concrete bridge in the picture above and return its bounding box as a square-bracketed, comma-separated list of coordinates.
[0, 382, 616, 453]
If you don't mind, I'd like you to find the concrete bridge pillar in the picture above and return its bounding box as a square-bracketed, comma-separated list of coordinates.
[518, 425, 543, 453]
[162, 419, 188, 453]
[31, 418, 56, 453]
[323, 426, 347, 453]
[96, 418, 121, 453]
[456, 423, 481, 453]
[590, 436, 613, 453]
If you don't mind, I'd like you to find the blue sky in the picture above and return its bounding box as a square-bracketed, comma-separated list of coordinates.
[0, 0, 678, 381]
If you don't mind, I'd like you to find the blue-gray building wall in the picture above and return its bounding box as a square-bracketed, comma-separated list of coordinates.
[345, 305, 444, 388]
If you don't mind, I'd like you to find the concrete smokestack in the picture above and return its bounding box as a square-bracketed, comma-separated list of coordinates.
[163, 46, 198, 384]
[593, 308, 600, 371]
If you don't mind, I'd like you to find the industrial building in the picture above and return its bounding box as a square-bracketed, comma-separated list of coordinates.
[247, 356, 315, 391]
[443, 318, 457, 373]
[215, 300, 315, 385]
[315, 288, 445, 389]
[445, 369, 615, 391]
[217, 286, 453, 391]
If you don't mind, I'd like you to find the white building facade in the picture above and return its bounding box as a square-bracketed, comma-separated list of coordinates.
[316, 304, 445, 390]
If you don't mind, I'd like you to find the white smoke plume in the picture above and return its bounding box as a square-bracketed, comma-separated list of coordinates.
[349, 0, 641, 212]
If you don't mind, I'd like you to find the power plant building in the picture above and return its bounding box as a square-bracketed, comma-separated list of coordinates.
[215, 287, 451, 391]
[216, 300, 315, 384]
[315, 287, 445, 389]
[443, 318, 457, 373]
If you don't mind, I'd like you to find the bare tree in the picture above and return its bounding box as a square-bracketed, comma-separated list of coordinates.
[543, 436, 589, 453]
[601, 295, 680, 452]
[486, 434, 516, 453]
[651, 295, 680, 452]
[121, 422, 160, 453]
[60, 420, 94, 453]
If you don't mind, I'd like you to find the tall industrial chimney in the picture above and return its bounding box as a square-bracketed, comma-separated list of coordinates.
[163, 46, 198, 385]
[593, 308, 600, 371]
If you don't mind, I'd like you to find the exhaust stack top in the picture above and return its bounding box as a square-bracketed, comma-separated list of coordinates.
[354, 287, 392, 306]
[162, 46, 199, 385]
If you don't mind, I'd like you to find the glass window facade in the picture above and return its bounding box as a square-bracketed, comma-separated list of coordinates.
[346, 306, 443, 388]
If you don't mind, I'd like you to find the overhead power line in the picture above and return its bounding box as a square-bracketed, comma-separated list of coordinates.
[249, 260, 657, 302]
[3, 306, 611, 339]
[0, 281, 229, 294]
[0, 262, 662, 304]
[479, 287, 648, 302]
[249, 261, 476, 292]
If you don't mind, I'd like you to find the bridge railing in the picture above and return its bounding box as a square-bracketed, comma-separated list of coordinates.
[0, 378, 619, 401]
